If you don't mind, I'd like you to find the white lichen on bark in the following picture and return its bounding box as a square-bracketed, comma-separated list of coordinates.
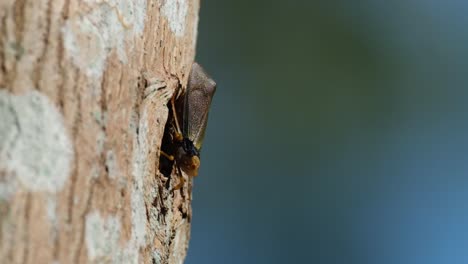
[162, 0, 189, 37]
[0, 90, 73, 193]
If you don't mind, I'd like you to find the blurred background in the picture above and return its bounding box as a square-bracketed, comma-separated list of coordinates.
[187, 1, 468, 263]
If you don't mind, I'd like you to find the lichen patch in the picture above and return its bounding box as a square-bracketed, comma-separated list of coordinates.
[131, 110, 149, 247]
[62, 0, 147, 78]
[85, 209, 145, 263]
[85, 211, 121, 261]
[162, 0, 188, 37]
[0, 90, 74, 193]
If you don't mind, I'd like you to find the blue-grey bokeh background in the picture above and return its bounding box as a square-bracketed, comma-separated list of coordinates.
[187, 1, 468, 263]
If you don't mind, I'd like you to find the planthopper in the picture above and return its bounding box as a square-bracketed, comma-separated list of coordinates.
[160, 62, 216, 178]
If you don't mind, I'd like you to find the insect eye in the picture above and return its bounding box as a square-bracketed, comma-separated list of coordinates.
[182, 138, 200, 157]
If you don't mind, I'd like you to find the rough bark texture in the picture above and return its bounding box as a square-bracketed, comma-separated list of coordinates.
[0, 0, 199, 263]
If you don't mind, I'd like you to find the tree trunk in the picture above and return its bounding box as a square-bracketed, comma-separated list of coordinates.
[0, 0, 199, 263]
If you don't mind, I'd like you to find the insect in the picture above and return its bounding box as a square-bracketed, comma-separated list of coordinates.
[160, 62, 216, 178]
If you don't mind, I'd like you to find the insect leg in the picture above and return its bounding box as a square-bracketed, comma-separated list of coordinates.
[172, 166, 186, 191]
[170, 95, 184, 142]
[160, 150, 174, 161]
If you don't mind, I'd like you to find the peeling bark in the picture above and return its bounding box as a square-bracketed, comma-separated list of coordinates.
[0, 0, 199, 263]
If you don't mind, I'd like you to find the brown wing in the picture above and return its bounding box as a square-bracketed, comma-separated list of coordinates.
[183, 63, 216, 150]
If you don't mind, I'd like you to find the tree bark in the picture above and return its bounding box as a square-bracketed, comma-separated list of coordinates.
[0, 0, 199, 263]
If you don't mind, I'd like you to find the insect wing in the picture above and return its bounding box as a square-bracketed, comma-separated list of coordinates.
[183, 63, 216, 150]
